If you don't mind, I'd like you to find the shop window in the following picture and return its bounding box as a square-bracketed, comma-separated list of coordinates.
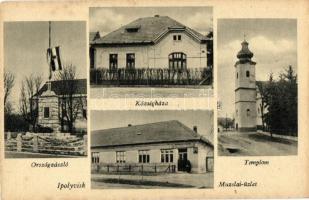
[161, 149, 173, 163]
[92, 152, 100, 164]
[138, 150, 150, 163]
[116, 151, 126, 163]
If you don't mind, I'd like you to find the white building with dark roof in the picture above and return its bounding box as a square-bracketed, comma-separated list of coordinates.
[90, 15, 212, 71]
[91, 120, 214, 173]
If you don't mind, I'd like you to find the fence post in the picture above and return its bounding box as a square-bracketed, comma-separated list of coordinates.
[33, 134, 38, 152]
[7, 132, 11, 140]
[83, 135, 87, 156]
[16, 134, 22, 152]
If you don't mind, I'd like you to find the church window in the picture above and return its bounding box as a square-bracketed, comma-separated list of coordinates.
[236, 109, 238, 116]
[126, 53, 135, 69]
[109, 54, 118, 70]
[247, 109, 250, 116]
[246, 70, 250, 77]
[237, 72, 238, 79]
[44, 107, 50, 118]
[169, 52, 187, 71]
[178, 35, 181, 40]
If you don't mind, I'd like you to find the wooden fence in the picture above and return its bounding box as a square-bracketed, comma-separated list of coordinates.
[92, 163, 176, 174]
[90, 67, 213, 86]
[5, 132, 87, 156]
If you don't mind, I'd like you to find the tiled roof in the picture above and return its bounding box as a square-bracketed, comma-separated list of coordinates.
[36, 79, 87, 97]
[91, 120, 213, 148]
[92, 15, 210, 45]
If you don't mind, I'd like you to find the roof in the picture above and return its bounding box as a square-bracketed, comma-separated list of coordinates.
[91, 120, 213, 148]
[89, 31, 100, 44]
[92, 15, 210, 45]
[35, 79, 87, 97]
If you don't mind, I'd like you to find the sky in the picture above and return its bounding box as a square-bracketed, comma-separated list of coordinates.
[91, 110, 214, 143]
[4, 21, 87, 113]
[89, 7, 213, 36]
[217, 19, 297, 118]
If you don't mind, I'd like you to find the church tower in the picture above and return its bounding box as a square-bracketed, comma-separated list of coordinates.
[234, 40, 257, 132]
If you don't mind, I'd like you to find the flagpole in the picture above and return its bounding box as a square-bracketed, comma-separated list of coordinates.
[49, 21, 52, 81]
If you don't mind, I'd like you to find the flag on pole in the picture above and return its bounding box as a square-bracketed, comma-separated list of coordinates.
[47, 46, 62, 79]
[47, 46, 62, 71]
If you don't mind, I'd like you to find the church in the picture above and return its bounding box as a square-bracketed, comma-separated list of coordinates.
[234, 40, 265, 132]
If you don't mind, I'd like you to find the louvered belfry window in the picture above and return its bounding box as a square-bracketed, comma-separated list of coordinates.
[169, 52, 187, 71]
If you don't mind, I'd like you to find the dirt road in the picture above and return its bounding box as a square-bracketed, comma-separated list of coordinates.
[218, 132, 297, 156]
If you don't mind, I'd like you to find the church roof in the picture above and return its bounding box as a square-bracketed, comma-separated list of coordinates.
[92, 15, 210, 46]
[35, 79, 87, 97]
[91, 120, 213, 148]
[235, 40, 256, 66]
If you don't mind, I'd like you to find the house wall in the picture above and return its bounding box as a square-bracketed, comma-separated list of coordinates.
[94, 31, 207, 69]
[92, 141, 213, 173]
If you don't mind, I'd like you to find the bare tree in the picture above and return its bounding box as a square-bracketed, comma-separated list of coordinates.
[4, 71, 15, 114]
[19, 74, 43, 132]
[56, 64, 85, 133]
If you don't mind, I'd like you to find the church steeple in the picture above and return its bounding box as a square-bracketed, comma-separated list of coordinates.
[237, 39, 254, 63]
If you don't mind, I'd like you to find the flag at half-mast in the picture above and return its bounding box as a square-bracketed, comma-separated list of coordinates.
[47, 46, 62, 71]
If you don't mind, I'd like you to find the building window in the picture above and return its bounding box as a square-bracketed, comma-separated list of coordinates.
[138, 150, 150, 163]
[161, 149, 173, 163]
[109, 54, 118, 70]
[246, 70, 250, 77]
[169, 52, 187, 71]
[236, 109, 238, 116]
[92, 152, 100, 164]
[90, 48, 95, 69]
[173, 35, 181, 41]
[237, 72, 238, 79]
[44, 107, 50, 118]
[126, 53, 135, 69]
[116, 151, 126, 163]
[247, 109, 250, 117]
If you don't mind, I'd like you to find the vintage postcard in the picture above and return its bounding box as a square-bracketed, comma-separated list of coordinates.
[0, 0, 308, 200]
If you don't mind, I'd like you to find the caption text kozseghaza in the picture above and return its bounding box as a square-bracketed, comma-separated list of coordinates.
[31, 161, 68, 168]
[135, 100, 168, 107]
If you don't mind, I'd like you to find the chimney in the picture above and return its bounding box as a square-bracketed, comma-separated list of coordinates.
[128, 124, 132, 127]
[193, 126, 197, 133]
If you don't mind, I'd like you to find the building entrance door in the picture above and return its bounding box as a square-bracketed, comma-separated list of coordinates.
[177, 148, 188, 171]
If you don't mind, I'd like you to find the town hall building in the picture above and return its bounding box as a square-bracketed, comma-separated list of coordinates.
[90, 15, 213, 71]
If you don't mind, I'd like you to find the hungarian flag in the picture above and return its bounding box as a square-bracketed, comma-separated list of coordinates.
[47, 46, 62, 71]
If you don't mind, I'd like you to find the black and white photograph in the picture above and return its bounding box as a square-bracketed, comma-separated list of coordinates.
[91, 110, 214, 189]
[217, 19, 298, 156]
[4, 21, 87, 158]
[89, 7, 213, 98]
